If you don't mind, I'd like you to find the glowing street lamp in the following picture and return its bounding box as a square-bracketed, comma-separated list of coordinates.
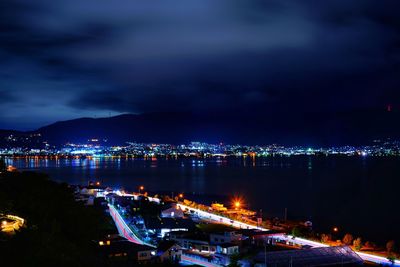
[232, 197, 244, 210]
[234, 201, 241, 209]
[333, 227, 339, 232]
[179, 193, 184, 199]
[139, 186, 144, 194]
[2, 220, 7, 226]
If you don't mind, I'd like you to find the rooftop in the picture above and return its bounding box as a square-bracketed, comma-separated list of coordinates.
[145, 217, 195, 230]
[157, 240, 180, 254]
[255, 246, 363, 266]
[99, 240, 155, 254]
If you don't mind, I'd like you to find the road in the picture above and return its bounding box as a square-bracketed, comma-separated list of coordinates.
[177, 203, 400, 266]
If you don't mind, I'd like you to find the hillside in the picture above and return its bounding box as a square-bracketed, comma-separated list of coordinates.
[1, 109, 399, 147]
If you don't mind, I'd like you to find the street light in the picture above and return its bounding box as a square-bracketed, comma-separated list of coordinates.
[231, 196, 243, 210]
[139, 186, 144, 194]
[235, 201, 241, 209]
[333, 227, 339, 232]
[179, 193, 184, 199]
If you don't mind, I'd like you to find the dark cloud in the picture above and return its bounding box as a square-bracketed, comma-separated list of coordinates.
[0, 0, 399, 132]
[0, 90, 15, 103]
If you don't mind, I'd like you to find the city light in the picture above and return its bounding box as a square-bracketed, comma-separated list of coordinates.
[2, 140, 400, 158]
[333, 227, 338, 232]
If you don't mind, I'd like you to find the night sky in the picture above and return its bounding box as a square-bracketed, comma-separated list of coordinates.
[1, 0, 399, 132]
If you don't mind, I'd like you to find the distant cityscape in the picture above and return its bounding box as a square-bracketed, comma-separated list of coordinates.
[1, 133, 400, 157]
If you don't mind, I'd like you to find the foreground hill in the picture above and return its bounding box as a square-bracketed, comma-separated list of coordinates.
[0, 170, 116, 266]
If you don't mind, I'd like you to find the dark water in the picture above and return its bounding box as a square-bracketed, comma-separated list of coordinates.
[5, 156, 400, 245]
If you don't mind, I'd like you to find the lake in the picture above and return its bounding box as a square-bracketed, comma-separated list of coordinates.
[5, 155, 400, 245]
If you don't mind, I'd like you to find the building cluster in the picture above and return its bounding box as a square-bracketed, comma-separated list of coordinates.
[1, 137, 400, 157]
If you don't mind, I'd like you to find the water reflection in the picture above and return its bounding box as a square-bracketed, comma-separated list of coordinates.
[5, 156, 303, 170]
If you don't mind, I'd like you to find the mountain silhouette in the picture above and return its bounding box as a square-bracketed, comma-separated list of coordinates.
[0, 108, 399, 147]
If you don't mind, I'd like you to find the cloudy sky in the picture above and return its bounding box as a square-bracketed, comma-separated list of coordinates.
[0, 0, 399, 130]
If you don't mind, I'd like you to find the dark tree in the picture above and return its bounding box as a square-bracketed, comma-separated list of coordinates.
[321, 234, 331, 244]
[342, 233, 354, 245]
[387, 240, 396, 254]
[0, 157, 5, 172]
[353, 237, 362, 251]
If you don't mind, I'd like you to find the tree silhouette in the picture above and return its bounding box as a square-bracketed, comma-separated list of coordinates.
[353, 237, 362, 251]
[387, 240, 395, 254]
[0, 157, 5, 172]
[321, 234, 331, 243]
[0, 171, 116, 266]
[342, 233, 354, 245]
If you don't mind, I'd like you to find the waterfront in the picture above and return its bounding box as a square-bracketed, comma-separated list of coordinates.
[6, 155, 400, 245]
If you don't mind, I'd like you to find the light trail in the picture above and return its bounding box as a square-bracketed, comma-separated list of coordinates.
[176, 203, 261, 230]
[108, 204, 155, 247]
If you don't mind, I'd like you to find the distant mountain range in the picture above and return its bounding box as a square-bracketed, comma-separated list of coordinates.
[0, 109, 399, 147]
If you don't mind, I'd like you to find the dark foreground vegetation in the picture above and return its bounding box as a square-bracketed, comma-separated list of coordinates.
[0, 168, 115, 266]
